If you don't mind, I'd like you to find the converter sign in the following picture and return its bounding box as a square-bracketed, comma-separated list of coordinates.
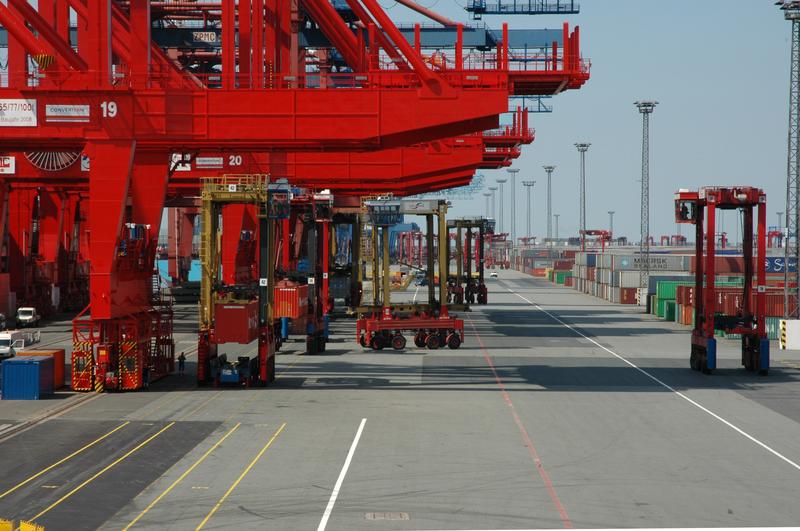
[45, 104, 90, 123]
[0, 156, 15, 175]
[0, 99, 37, 127]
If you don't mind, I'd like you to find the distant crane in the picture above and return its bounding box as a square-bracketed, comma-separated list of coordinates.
[466, 0, 580, 19]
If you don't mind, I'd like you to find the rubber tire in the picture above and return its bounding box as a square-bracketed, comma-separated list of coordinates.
[391, 334, 407, 351]
[360, 334, 367, 348]
[414, 333, 426, 348]
[426, 333, 442, 350]
[371, 335, 385, 350]
[447, 334, 461, 350]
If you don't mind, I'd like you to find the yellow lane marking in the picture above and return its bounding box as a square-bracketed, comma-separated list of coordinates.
[0, 422, 130, 500]
[195, 422, 287, 530]
[30, 422, 175, 521]
[122, 423, 241, 530]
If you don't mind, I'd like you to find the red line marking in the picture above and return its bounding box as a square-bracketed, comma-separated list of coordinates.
[467, 314, 573, 529]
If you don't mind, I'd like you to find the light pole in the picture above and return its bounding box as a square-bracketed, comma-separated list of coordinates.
[575, 144, 590, 238]
[496, 177, 508, 234]
[608, 210, 615, 237]
[488, 186, 498, 219]
[543, 165, 555, 247]
[778, 211, 785, 230]
[522, 180, 536, 239]
[507, 168, 519, 243]
[554, 214, 560, 243]
[778, 0, 800, 317]
[483, 192, 492, 218]
[635, 100, 658, 291]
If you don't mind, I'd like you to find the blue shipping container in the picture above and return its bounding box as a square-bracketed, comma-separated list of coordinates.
[1, 356, 53, 400]
[586, 254, 597, 268]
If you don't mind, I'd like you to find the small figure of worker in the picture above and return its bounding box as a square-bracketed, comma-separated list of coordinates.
[178, 352, 186, 375]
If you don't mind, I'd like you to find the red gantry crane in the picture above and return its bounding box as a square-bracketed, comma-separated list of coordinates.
[0, 0, 589, 390]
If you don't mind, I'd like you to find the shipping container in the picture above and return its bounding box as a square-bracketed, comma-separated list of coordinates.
[214, 301, 258, 344]
[15, 349, 65, 389]
[2, 356, 53, 399]
[612, 254, 690, 272]
[620, 287, 638, 305]
[274, 280, 309, 318]
[664, 300, 676, 322]
[554, 271, 572, 285]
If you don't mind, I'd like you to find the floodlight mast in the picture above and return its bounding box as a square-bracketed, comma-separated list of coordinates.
[574, 143, 590, 238]
[779, 0, 800, 317]
[507, 168, 520, 243]
[496, 177, 508, 234]
[543, 165, 556, 247]
[522, 180, 536, 239]
[635, 100, 658, 291]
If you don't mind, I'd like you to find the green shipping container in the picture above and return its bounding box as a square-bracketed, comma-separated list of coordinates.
[656, 298, 667, 318]
[656, 281, 694, 300]
[554, 271, 572, 285]
[655, 279, 744, 301]
[664, 300, 676, 321]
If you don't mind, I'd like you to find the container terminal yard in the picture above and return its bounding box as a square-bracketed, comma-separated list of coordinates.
[1, 1, 800, 530]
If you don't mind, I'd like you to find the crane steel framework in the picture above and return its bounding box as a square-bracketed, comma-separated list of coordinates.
[780, 0, 800, 318]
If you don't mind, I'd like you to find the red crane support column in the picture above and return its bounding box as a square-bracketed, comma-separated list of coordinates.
[757, 197, 767, 338]
[704, 198, 716, 341]
[38, 190, 66, 291]
[129, 0, 151, 88]
[322, 220, 330, 314]
[252, 0, 264, 88]
[222, 0, 235, 89]
[87, 141, 134, 319]
[85, 0, 112, 86]
[240, 0, 252, 88]
[7, 189, 35, 296]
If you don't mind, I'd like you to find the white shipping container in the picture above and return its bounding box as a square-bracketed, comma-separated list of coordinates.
[611, 254, 691, 272]
[611, 287, 621, 303]
[617, 270, 640, 288]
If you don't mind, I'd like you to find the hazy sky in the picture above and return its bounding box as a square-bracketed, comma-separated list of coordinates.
[395, 1, 790, 242]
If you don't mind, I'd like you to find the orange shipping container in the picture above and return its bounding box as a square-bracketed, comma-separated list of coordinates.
[274, 281, 309, 319]
[16, 349, 65, 389]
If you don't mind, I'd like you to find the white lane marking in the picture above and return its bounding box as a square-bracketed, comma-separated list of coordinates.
[412, 285, 420, 302]
[317, 418, 367, 531]
[0, 424, 13, 435]
[508, 287, 800, 472]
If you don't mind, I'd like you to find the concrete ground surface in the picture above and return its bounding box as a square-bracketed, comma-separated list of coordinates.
[0, 270, 800, 529]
